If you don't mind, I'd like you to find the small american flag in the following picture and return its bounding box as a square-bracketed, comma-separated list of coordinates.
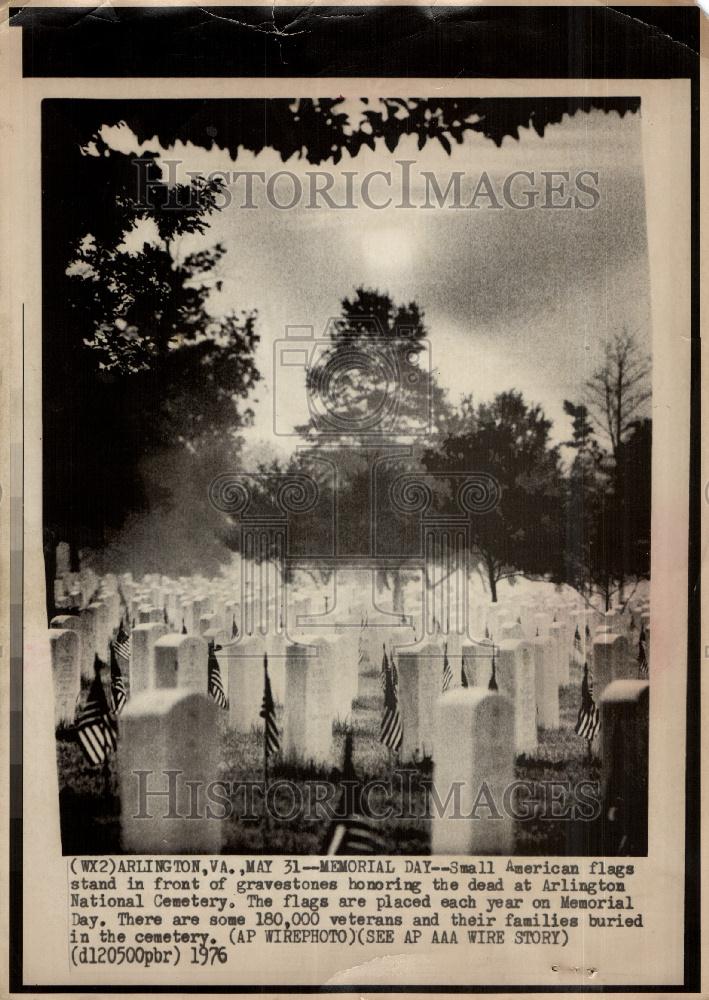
[489, 649, 498, 691]
[575, 662, 600, 741]
[379, 646, 402, 752]
[208, 643, 228, 709]
[260, 654, 280, 756]
[114, 620, 131, 663]
[484, 624, 490, 639]
[442, 642, 453, 692]
[109, 642, 127, 714]
[231, 616, 239, 640]
[638, 625, 649, 677]
[181, 619, 187, 635]
[461, 653, 468, 688]
[75, 656, 118, 766]
[574, 625, 581, 651]
[324, 732, 385, 855]
[163, 606, 169, 625]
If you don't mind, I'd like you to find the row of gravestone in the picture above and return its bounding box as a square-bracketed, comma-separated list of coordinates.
[49, 580, 643, 758]
[53, 564, 649, 655]
[49, 573, 649, 854]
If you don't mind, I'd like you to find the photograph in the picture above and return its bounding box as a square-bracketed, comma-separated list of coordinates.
[42, 95, 653, 858]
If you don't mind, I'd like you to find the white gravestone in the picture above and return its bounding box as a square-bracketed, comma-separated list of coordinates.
[119, 689, 222, 853]
[50, 613, 88, 677]
[283, 643, 334, 766]
[496, 639, 537, 755]
[398, 644, 444, 762]
[500, 620, 523, 641]
[532, 635, 559, 730]
[74, 608, 98, 680]
[130, 623, 168, 695]
[431, 688, 514, 854]
[533, 611, 552, 637]
[461, 641, 494, 688]
[49, 629, 81, 727]
[548, 622, 569, 686]
[85, 601, 110, 662]
[154, 635, 208, 693]
[227, 637, 267, 733]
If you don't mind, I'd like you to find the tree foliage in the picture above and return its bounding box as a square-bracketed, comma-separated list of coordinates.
[563, 331, 651, 609]
[424, 391, 566, 602]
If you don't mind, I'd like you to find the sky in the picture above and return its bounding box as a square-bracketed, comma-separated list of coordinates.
[104, 102, 652, 458]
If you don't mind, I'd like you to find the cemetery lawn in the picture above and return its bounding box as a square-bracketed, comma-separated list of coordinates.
[57, 669, 600, 856]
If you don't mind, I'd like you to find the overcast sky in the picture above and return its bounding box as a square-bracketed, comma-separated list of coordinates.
[106, 103, 651, 457]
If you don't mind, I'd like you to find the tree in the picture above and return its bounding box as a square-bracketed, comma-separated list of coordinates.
[564, 330, 651, 609]
[42, 133, 260, 615]
[292, 288, 452, 609]
[425, 391, 566, 602]
[585, 330, 651, 460]
[297, 286, 450, 448]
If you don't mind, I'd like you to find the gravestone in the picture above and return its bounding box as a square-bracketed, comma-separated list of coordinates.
[264, 634, 287, 705]
[431, 689, 514, 854]
[49, 613, 88, 677]
[154, 635, 208, 692]
[500, 620, 523, 641]
[549, 622, 569, 686]
[203, 627, 228, 649]
[180, 602, 193, 633]
[130, 623, 168, 695]
[56, 541, 71, 575]
[283, 643, 334, 765]
[119, 690, 222, 853]
[49, 629, 81, 727]
[461, 640, 494, 688]
[592, 633, 631, 696]
[78, 568, 98, 606]
[533, 611, 552, 637]
[496, 639, 537, 754]
[85, 602, 110, 662]
[227, 637, 266, 733]
[199, 614, 218, 635]
[304, 634, 351, 724]
[599, 680, 650, 854]
[532, 635, 559, 730]
[398, 644, 444, 762]
[334, 628, 361, 712]
[356, 626, 381, 701]
[100, 591, 121, 634]
[73, 608, 98, 680]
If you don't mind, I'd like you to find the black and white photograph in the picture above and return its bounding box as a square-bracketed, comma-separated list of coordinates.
[42, 95, 654, 857]
[2, 4, 700, 993]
